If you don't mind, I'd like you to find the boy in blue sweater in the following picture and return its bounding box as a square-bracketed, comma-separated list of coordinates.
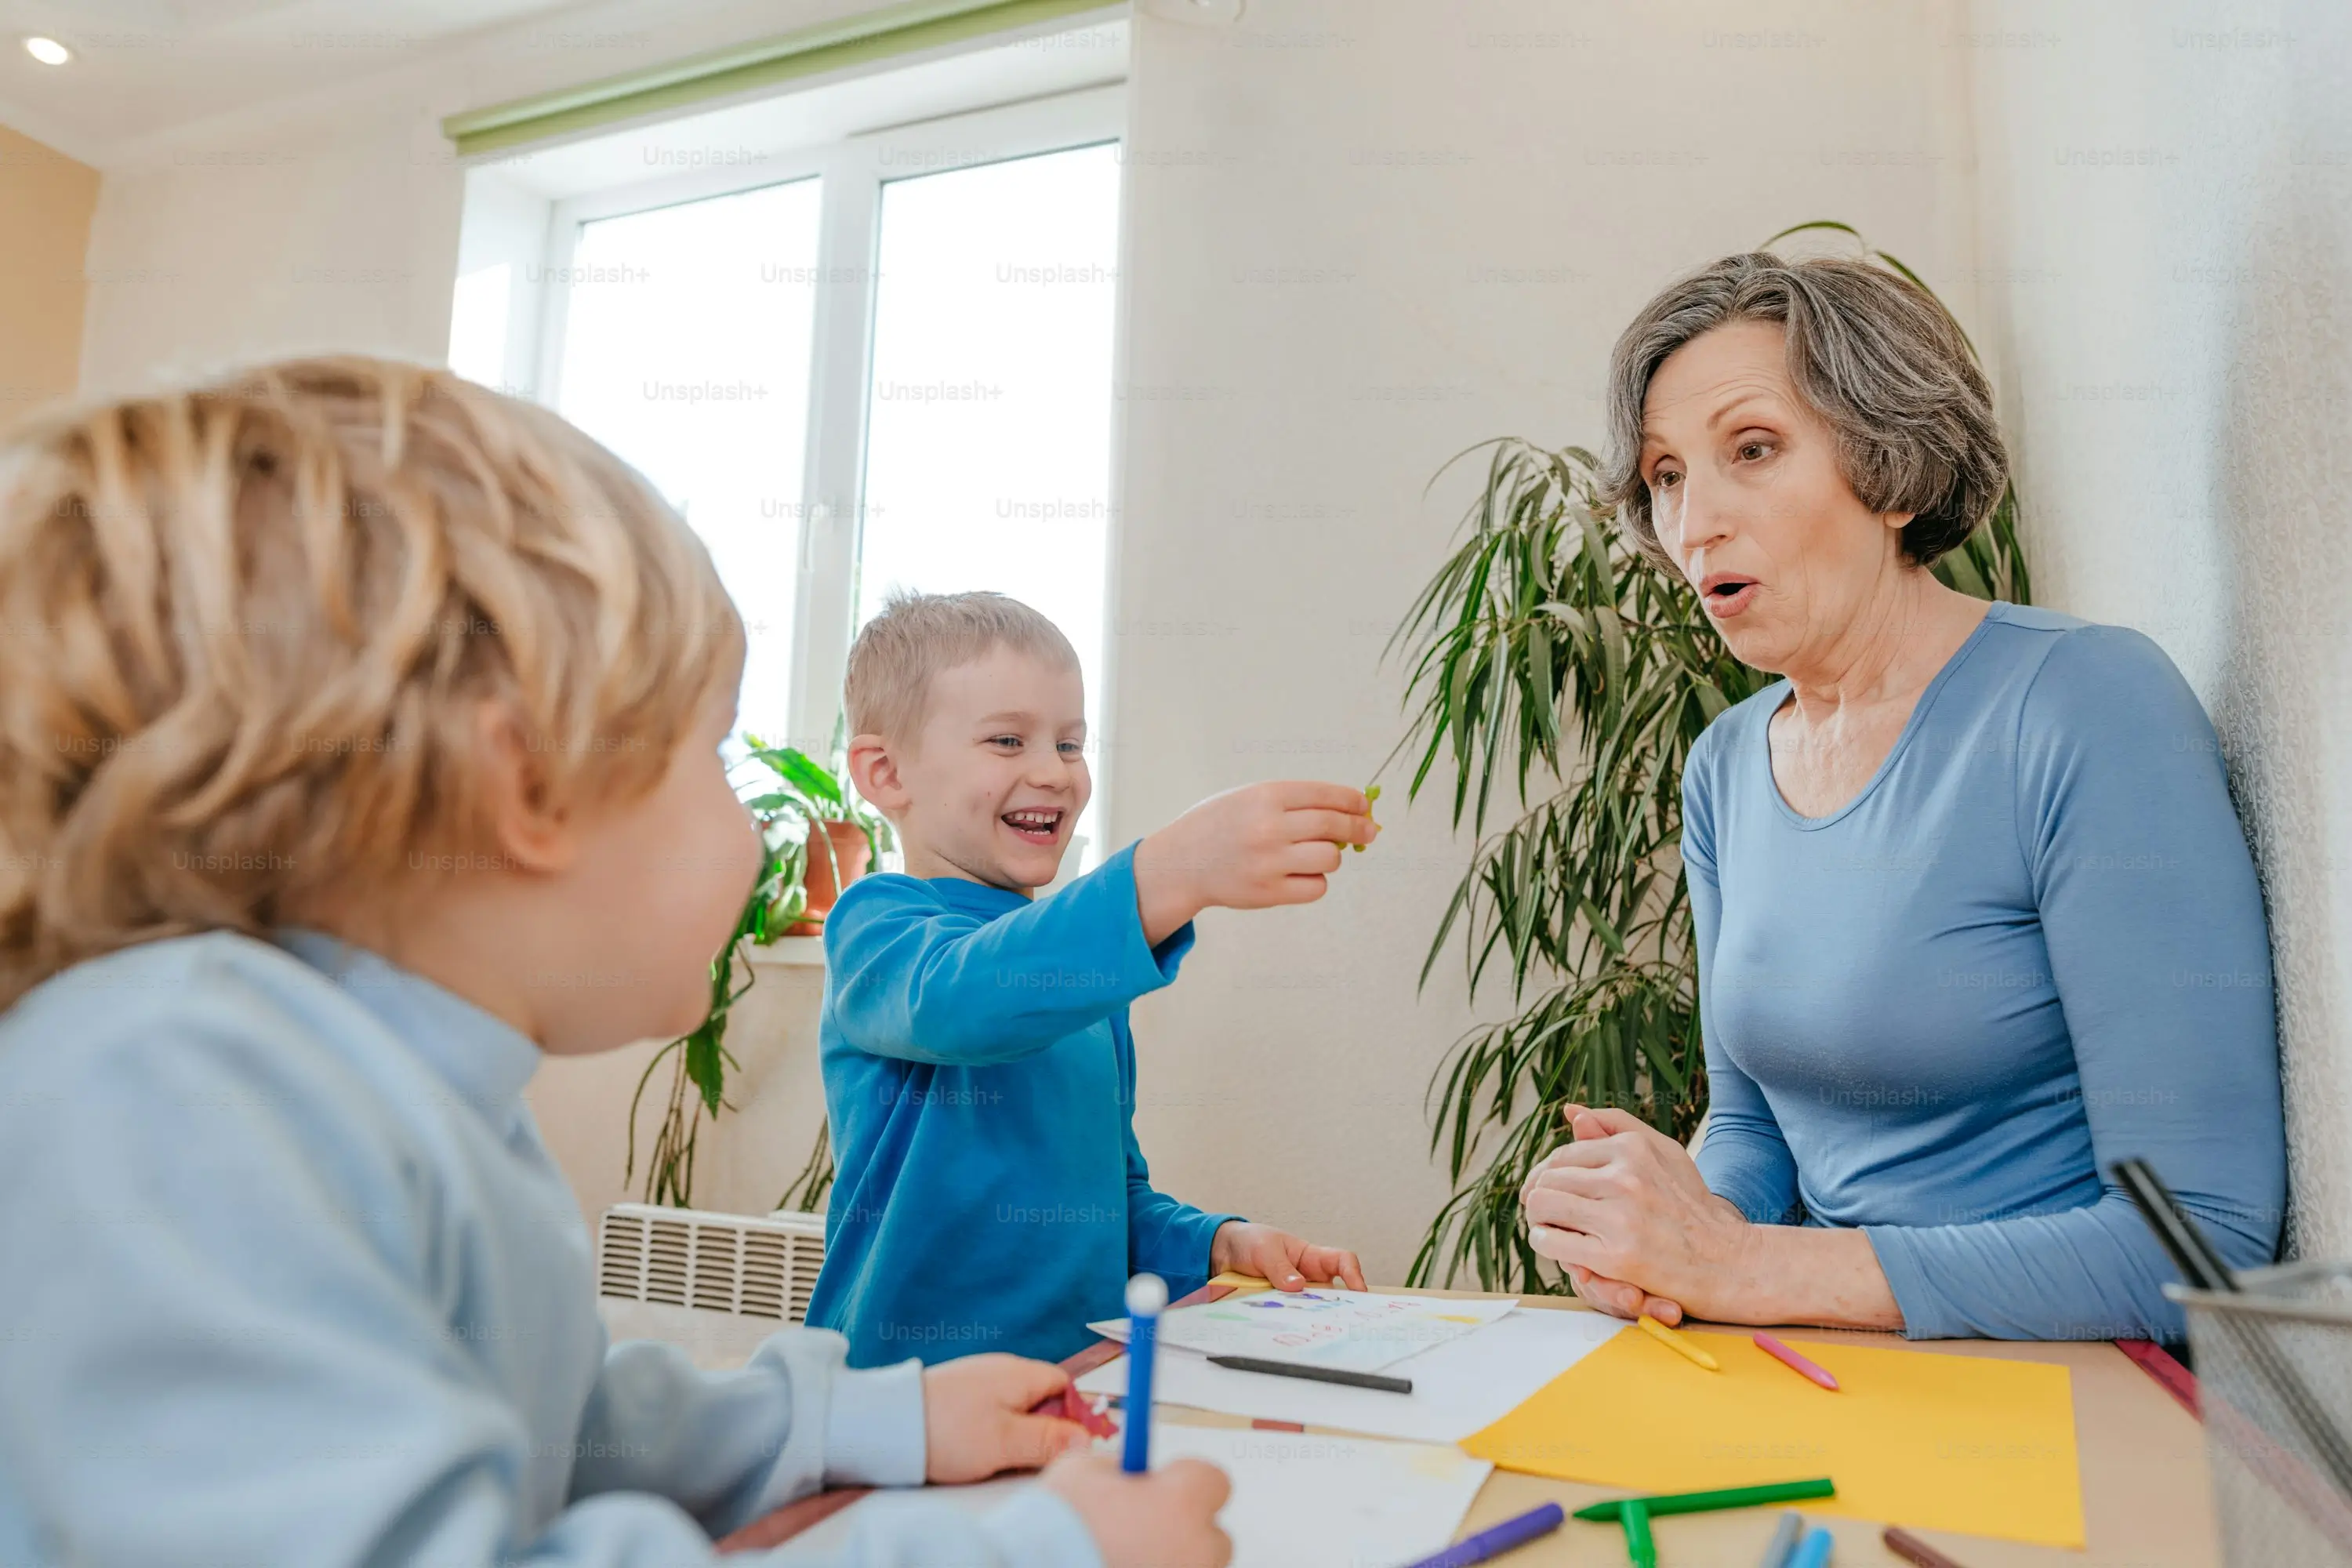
[809, 591, 1374, 1367]
[0, 361, 1229, 1568]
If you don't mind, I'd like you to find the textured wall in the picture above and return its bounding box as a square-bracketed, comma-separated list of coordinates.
[1968, 0, 2352, 1253]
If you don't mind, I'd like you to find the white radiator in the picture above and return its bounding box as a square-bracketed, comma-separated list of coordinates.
[595, 1204, 828, 1368]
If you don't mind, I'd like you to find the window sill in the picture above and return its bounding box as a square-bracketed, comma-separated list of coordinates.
[748, 937, 826, 968]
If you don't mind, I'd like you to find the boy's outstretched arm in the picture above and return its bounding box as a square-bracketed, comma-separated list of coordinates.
[829, 843, 1189, 1066]
[833, 782, 1374, 1065]
[1131, 782, 1377, 946]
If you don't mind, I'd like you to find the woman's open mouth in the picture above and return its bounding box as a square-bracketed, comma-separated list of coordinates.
[1000, 808, 1065, 846]
[1700, 573, 1760, 619]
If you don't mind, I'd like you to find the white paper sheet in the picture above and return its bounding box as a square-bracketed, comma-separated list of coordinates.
[1078, 1305, 1626, 1444]
[789, 1423, 1493, 1568]
[1147, 1422, 1493, 1567]
[1086, 1290, 1518, 1374]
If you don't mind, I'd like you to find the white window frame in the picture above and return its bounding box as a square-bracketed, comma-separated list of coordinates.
[526, 83, 1127, 757]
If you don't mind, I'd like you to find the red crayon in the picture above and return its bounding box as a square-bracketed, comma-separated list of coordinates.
[1752, 1332, 1841, 1392]
[1030, 1383, 1120, 1438]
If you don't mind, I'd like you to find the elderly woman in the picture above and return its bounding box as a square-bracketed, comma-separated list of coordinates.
[1519, 253, 2285, 1340]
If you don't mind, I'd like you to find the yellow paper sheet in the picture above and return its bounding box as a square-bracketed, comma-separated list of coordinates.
[1461, 1328, 2085, 1548]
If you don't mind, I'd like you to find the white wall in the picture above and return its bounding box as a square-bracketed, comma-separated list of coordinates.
[1967, 0, 2352, 1254]
[1107, 0, 1980, 1282]
[78, 104, 463, 390]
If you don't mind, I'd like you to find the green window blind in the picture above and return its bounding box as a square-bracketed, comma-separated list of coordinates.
[442, 0, 1116, 158]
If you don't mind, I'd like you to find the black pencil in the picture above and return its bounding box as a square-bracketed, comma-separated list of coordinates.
[1206, 1355, 1414, 1393]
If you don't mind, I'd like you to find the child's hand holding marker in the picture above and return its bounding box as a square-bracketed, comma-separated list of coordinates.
[1131, 780, 1379, 946]
[924, 1348, 1240, 1567]
[921, 1353, 1094, 1482]
[1040, 1452, 1233, 1568]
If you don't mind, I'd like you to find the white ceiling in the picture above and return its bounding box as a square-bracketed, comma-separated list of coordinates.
[0, 0, 612, 160]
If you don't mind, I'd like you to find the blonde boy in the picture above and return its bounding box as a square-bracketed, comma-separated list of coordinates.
[808, 590, 1374, 1369]
[0, 361, 1229, 1568]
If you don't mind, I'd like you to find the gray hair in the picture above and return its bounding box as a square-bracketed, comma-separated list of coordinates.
[844, 589, 1080, 743]
[1601, 252, 2007, 569]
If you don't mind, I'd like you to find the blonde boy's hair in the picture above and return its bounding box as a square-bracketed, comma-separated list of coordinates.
[0, 356, 742, 1008]
[844, 590, 1079, 745]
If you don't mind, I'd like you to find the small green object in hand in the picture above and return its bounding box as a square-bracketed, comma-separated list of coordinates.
[1352, 782, 1382, 851]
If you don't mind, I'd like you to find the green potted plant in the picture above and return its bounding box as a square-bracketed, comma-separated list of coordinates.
[1390, 224, 2031, 1292]
[742, 723, 895, 935]
[624, 720, 889, 1207]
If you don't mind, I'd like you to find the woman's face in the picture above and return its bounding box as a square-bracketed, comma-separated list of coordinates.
[1639, 319, 1910, 673]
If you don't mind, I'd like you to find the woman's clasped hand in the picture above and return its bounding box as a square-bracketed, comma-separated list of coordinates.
[1521, 1105, 1740, 1326]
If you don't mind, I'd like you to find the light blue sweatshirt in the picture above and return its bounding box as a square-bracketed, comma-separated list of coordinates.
[810, 844, 1236, 1367]
[1685, 603, 2286, 1341]
[0, 930, 1102, 1568]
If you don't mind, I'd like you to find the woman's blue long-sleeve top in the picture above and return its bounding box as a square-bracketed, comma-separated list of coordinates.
[1684, 602, 2285, 1341]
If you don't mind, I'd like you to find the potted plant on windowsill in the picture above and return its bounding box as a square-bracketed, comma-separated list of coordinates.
[743, 725, 895, 936]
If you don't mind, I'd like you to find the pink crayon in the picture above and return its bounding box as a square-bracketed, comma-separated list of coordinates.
[1753, 1332, 1841, 1392]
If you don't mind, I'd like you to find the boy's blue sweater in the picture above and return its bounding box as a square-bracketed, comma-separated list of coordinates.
[808, 844, 1237, 1366]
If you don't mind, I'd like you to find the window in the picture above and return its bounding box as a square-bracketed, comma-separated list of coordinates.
[445, 262, 511, 390]
[857, 142, 1121, 826]
[456, 84, 1123, 867]
[553, 180, 823, 748]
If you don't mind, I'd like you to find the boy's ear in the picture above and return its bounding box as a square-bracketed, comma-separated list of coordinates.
[474, 701, 579, 874]
[845, 731, 909, 818]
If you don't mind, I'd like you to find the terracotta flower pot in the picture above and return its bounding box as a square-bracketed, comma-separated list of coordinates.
[785, 819, 873, 935]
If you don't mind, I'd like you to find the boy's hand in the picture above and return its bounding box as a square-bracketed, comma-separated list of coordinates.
[1042, 1451, 1233, 1568]
[1210, 1220, 1367, 1292]
[1133, 781, 1377, 945]
[921, 1354, 1090, 1483]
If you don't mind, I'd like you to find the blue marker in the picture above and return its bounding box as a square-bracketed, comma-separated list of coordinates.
[1788, 1526, 1835, 1568]
[1122, 1273, 1167, 1473]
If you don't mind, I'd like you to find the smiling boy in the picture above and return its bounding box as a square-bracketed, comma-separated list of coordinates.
[808, 591, 1374, 1366]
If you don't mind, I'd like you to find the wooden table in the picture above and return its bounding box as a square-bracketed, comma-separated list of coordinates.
[725, 1285, 2220, 1566]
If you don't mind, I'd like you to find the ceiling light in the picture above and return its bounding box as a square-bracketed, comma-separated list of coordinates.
[24, 36, 71, 65]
